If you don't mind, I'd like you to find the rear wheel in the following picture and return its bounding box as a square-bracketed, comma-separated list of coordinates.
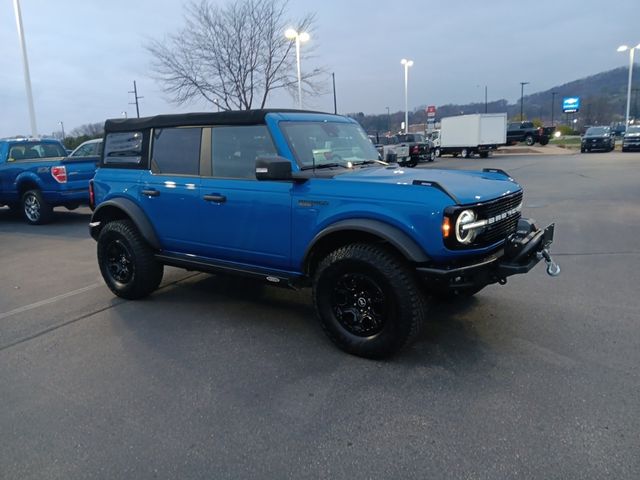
[313, 243, 427, 358]
[97, 220, 164, 299]
[539, 137, 549, 146]
[461, 148, 469, 158]
[21, 189, 53, 225]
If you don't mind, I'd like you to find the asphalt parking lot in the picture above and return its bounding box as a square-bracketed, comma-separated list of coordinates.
[1, 150, 639, 479]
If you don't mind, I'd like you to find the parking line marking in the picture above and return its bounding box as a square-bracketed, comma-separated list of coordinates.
[0, 283, 102, 321]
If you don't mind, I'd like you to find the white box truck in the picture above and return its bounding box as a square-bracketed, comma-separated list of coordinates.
[431, 113, 507, 159]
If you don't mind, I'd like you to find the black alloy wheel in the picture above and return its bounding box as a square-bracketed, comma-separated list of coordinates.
[97, 220, 163, 299]
[313, 243, 427, 358]
[331, 273, 387, 337]
[105, 239, 134, 284]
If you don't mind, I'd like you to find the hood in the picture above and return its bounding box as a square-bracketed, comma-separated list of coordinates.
[333, 166, 521, 205]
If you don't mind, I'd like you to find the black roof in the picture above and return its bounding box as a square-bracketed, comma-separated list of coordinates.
[104, 109, 326, 133]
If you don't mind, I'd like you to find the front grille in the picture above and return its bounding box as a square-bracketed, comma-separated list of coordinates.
[472, 191, 523, 248]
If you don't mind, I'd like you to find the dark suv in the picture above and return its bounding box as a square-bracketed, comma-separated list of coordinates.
[581, 126, 615, 153]
[89, 110, 559, 358]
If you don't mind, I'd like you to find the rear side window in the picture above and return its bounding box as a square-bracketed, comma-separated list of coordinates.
[151, 127, 202, 176]
[104, 132, 143, 165]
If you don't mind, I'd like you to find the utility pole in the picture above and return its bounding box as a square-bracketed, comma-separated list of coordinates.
[520, 82, 529, 121]
[59, 121, 65, 143]
[551, 91, 557, 127]
[484, 85, 488, 113]
[129, 80, 143, 118]
[386, 107, 390, 133]
[332, 72, 337, 114]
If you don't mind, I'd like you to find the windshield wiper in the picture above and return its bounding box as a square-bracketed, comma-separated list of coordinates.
[352, 159, 388, 166]
[301, 163, 348, 170]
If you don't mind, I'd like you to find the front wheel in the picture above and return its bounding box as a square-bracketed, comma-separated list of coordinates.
[434, 148, 441, 158]
[525, 135, 534, 146]
[22, 189, 53, 225]
[461, 148, 470, 158]
[97, 220, 164, 299]
[313, 244, 427, 358]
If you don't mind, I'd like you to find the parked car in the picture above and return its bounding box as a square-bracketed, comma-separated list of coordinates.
[580, 126, 615, 153]
[0, 138, 97, 224]
[89, 110, 559, 358]
[392, 133, 431, 166]
[69, 138, 103, 158]
[506, 121, 554, 146]
[621, 125, 640, 152]
[610, 122, 626, 137]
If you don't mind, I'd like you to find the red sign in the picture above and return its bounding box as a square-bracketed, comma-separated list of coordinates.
[426, 105, 436, 117]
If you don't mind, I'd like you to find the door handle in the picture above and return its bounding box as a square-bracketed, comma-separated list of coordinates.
[203, 194, 227, 203]
[141, 189, 160, 197]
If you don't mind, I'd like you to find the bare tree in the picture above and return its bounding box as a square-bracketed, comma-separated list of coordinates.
[70, 122, 104, 138]
[147, 0, 324, 110]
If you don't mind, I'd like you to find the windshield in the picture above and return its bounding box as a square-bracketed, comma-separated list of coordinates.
[585, 127, 608, 136]
[280, 121, 380, 168]
[626, 126, 640, 134]
[8, 142, 67, 160]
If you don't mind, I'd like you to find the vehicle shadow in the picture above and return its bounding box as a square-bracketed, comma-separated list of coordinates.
[117, 272, 495, 372]
[0, 207, 92, 238]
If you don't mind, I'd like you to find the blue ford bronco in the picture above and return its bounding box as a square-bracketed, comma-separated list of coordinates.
[0, 138, 97, 224]
[89, 110, 559, 358]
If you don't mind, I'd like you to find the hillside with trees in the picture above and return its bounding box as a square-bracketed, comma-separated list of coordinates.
[353, 66, 639, 134]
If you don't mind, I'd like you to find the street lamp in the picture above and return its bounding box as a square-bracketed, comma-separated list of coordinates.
[285, 28, 310, 109]
[520, 82, 529, 121]
[617, 43, 640, 128]
[401, 58, 413, 133]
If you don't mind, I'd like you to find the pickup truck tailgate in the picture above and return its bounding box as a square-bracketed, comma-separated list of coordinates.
[61, 156, 99, 188]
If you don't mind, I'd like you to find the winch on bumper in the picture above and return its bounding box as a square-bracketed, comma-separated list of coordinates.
[418, 219, 559, 290]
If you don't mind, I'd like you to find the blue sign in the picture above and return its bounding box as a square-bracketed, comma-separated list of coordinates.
[562, 97, 580, 113]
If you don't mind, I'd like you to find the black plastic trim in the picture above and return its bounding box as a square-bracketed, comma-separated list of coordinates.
[90, 198, 161, 249]
[412, 179, 460, 204]
[304, 219, 430, 266]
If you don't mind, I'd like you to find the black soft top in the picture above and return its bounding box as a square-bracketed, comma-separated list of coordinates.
[104, 109, 323, 133]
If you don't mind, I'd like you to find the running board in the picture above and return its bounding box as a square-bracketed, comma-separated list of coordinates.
[155, 253, 303, 288]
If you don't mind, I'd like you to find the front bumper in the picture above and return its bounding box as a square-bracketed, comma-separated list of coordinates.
[417, 220, 558, 290]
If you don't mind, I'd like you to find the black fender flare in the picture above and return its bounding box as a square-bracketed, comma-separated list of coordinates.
[90, 198, 161, 250]
[303, 219, 430, 269]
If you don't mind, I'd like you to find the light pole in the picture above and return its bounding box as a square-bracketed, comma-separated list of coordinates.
[332, 72, 337, 114]
[551, 91, 557, 127]
[285, 28, 310, 109]
[617, 43, 640, 128]
[401, 58, 413, 133]
[59, 121, 65, 143]
[520, 81, 529, 121]
[13, 0, 37, 137]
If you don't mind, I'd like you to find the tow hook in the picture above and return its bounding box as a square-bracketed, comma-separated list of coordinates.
[539, 248, 560, 277]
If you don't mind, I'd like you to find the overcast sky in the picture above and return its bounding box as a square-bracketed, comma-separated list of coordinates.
[1, 0, 638, 137]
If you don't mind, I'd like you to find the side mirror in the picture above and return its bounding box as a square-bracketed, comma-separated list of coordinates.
[255, 156, 293, 181]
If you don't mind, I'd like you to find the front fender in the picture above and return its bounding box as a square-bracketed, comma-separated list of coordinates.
[303, 218, 430, 268]
[90, 197, 161, 250]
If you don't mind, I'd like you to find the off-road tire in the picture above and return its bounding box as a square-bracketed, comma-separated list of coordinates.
[313, 243, 427, 359]
[21, 189, 53, 225]
[97, 220, 163, 300]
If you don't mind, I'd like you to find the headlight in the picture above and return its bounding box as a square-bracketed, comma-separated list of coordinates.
[455, 209, 477, 244]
